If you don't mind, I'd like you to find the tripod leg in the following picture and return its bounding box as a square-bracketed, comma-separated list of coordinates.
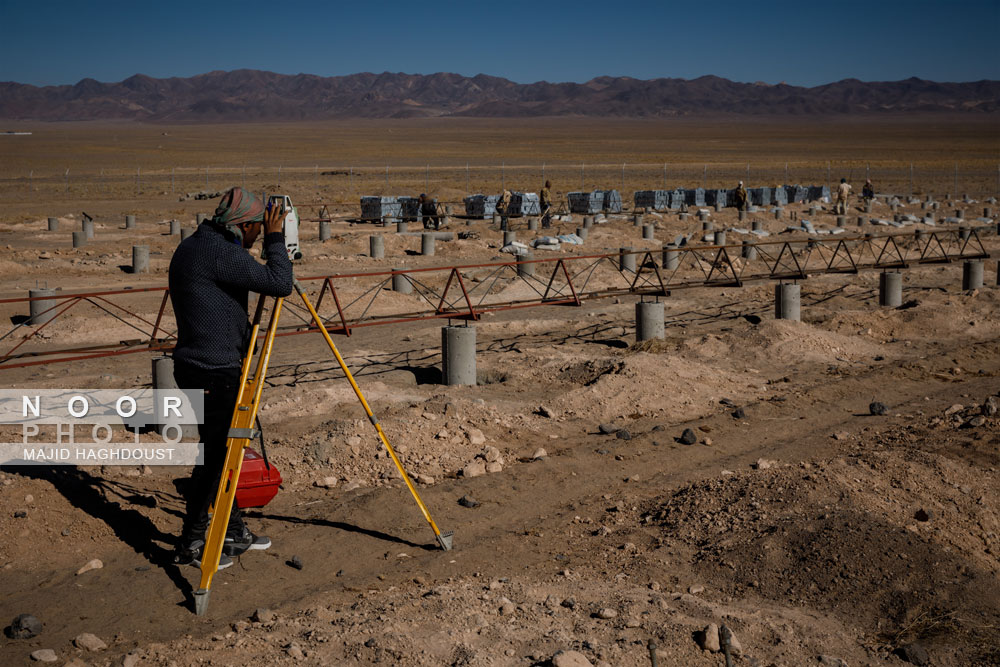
[194, 296, 285, 615]
[293, 279, 453, 551]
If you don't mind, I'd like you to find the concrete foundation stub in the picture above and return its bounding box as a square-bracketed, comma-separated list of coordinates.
[738, 210, 747, 222]
[857, 216, 866, 226]
[635, 301, 665, 342]
[151, 356, 199, 439]
[962, 259, 984, 290]
[392, 267, 412, 294]
[702, 220, 714, 231]
[132, 245, 150, 273]
[619, 247, 637, 273]
[196, 213, 206, 224]
[836, 216, 847, 228]
[503, 231, 516, 246]
[125, 214, 136, 229]
[421, 233, 435, 256]
[698, 210, 709, 222]
[959, 226, 970, 241]
[47, 217, 59, 231]
[82, 219, 95, 239]
[879, 271, 902, 308]
[752, 219, 762, 231]
[742, 239, 757, 260]
[517, 251, 535, 278]
[369, 234, 384, 259]
[319, 221, 332, 241]
[774, 208, 783, 220]
[714, 230, 727, 246]
[28, 288, 58, 325]
[774, 283, 801, 321]
[642, 224, 655, 240]
[441, 325, 476, 386]
[678, 212, 689, 222]
[576, 227, 588, 240]
[715, 202, 723, 212]
[72, 231, 87, 248]
[396, 221, 408, 233]
[180, 227, 194, 241]
[169, 220, 180, 235]
[583, 215, 593, 228]
[528, 218, 538, 231]
[633, 213, 642, 226]
[662, 243, 680, 271]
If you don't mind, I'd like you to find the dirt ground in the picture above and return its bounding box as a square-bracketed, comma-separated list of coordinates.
[0, 120, 998, 666]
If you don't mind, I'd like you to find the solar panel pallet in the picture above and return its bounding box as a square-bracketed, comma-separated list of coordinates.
[398, 197, 421, 222]
[361, 196, 402, 222]
[684, 188, 706, 206]
[516, 192, 541, 216]
[634, 190, 669, 211]
[750, 187, 772, 206]
[601, 190, 623, 213]
[669, 189, 686, 209]
[773, 187, 789, 206]
[807, 185, 831, 202]
[568, 191, 605, 214]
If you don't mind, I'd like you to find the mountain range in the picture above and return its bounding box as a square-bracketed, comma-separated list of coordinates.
[1, 70, 997, 121]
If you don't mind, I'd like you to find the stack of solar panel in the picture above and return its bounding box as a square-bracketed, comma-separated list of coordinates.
[360, 196, 402, 221]
[568, 191, 604, 214]
[750, 187, 772, 206]
[601, 190, 623, 213]
[807, 185, 831, 202]
[634, 190, 670, 211]
[773, 187, 789, 206]
[516, 192, 541, 216]
[784, 185, 808, 203]
[397, 196, 421, 221]
[684, 188, 706, 206]
[669, 189, 686, 209]
[464, 194, 501, 218]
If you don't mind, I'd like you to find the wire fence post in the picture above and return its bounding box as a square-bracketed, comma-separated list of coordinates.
[205, 166, 208, 190]
[466, 162, 470, 194]
[28, 169, 32, 193]
[425, 164, 429, 193]
[314, 164, 318, 193]
[385, 164, 388, 191]
[136, 167, 140, 195]
[621, 163, 625, 192]
[662, 163, 666, 189]
[171, 167, 175, 194]
[785, 162, 788, 185]
[349, 166, 353, 191]
[64, 168, 69, 193]
[278, 165, 282, 189]
[746, 161, 750, 184]
[581, 163, 584, 191]
[909, 163, 913, 197]
[542, 162, 545, 183]
[954, 162, 958, 196]
[702, 164, 706, 190]
[501, 161, 504, 190]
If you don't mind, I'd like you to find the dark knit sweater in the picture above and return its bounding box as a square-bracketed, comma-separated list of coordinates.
[168, 223, 293, 370]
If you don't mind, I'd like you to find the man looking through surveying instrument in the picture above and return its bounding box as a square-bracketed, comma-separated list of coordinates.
[168, 186, 293, 569]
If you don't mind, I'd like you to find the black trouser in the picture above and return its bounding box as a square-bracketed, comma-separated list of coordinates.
[173, 360, 246, 545]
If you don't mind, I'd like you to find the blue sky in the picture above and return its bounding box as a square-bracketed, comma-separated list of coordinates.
[3, 0, 998, 87]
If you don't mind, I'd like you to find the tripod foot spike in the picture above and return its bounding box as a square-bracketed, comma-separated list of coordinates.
[193, 589, 211, 616]
[437, 531, 454, 551]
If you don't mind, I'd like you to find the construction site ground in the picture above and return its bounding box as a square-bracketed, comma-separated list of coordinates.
[0, 118, 998, 666]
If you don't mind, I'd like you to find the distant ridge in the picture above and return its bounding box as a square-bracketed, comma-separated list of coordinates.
[1, 70, 997, 121]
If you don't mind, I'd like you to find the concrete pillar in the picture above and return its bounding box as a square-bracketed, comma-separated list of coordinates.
[984, 207, 992, 218]
[28, 288, 58, 325]
[635, 301, 665, 342]
[808, 206, 819, 216]
[923, 213, 935, 223]
[633, 213, 642, 226]
[959, 226, 970, 241]
[714, 202, 723, 212]
[503, 231, 516, 246]
[396, 220, 408, 233]
[47, 217, 59, 231]
[180, 227, 194, 241]
[151, 356, 198, 439]
[125, 214, 136, 229]
[678, 212, 689, 222]
[714, 230, 726, 246]
[369, 234, 384, 259]
[583, 215, 593, 228]
[82, 219, 95, 239]
[517, 251, 534, 278]
[196, 213, 206, 225]
[72, 231, 87, 248]
[492, 213, 500, 226]
[698, 210, 709, 222]
[774, 208, 783, 220]
[963, 260, 984, 290]
[421, 233, 435, 256]
[528, 217, 538, 231]
[836, 216, 846, 228]
[132, 245, 150, 273]
[662, 244, 679, 270]
[774, 283, 801, 321]
[997, 260, 1000, 287]
[879, 271, 902, 308]
[738, 210, 747, 222]
[857, 216, 866, 226]
[742, 240, 757, 260]
[890, 203, 898, 213]
[316, 220, 332, 240]
[642, 224, 655, 240]
[441, 325, 476, 386]
[702, 219, 714, 231]
[445, 205, 453, 215]
[915, 229, 927, 245]
[955, 209, 963, 219]
[169, 220, 180, 235]
[392, 267, 412, 294]
[576, 227, 588, 240]
[864, 201, 872, 213]
[920, 201, 928, 210]
[619, 247, 636, 273]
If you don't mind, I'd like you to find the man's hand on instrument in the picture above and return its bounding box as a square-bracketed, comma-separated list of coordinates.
[264, 201, 285, 235]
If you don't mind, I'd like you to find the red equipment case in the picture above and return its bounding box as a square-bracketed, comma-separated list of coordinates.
[235, 448, 282, 509]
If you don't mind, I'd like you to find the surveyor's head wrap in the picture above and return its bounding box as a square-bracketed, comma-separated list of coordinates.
[211, 187, 265, 227]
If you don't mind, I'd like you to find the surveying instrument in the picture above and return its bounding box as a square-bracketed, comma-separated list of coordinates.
[192, 278, 453, 616]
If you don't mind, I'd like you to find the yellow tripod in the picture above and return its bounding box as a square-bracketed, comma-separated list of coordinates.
[193, 280, 453, 616]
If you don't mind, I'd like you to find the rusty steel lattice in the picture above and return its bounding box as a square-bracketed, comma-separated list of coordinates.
[0, 228, 990, 371]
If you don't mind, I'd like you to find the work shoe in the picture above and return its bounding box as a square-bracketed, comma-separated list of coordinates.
[223, 527, 271, 557]
[172, 540, 233, 570]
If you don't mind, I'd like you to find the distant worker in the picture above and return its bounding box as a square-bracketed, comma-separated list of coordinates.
[419, 193, 441, 230]
[733, 181, 748, 211]
[836, 178, 852, 215]
[862, 178, 875, 205]
[496, 189, 512, 231]
[540, 180, 553, 228]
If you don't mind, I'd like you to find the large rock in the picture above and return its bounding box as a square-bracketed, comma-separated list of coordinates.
[462, 461, 486, 478]
[74, 632, 107, 651]
[30, 649, 57, 662]
[697, 623, 720, 652]
[552, 650, 593, 667]
[5, 613, 42, 639]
